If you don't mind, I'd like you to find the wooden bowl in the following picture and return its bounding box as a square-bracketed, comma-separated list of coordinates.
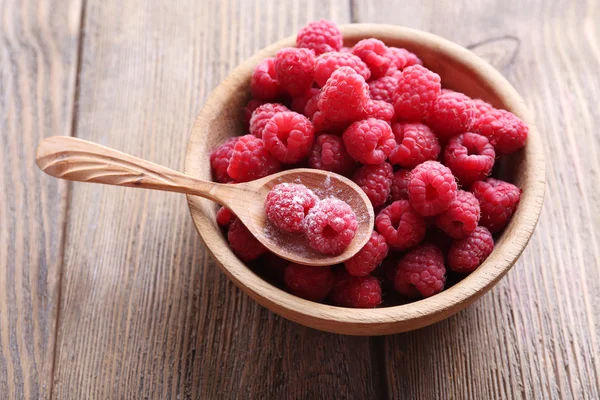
[184, 24, 545, 335]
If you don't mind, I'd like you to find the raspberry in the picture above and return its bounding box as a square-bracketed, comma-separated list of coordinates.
[390, 169, 411, 202]
[303, 90, 320, 120]
[318, 67, 370, 123]
[387, 47, 423, 69]
[250, 57, 280, 100]
[265, 183, 318, 232]
[227, 218, 266, 261]
[330, 272, 382, 308]
[311, 111, 350, 134]
[471, 98, 495, 120]
[308, 134, 356, 175]
[216, 206, 235, 227]
[472, 109, 528, 154]
[368, 75, 399, 103]
[353, 162, 393, 207]
[342, 118, 395, 164]
[274, 48, 315, 96]
[361, 100, 395, 122]
[260, 252, 288, 282]
[210, 137, 237, 183]
[291, 88, 320, 114]
[340, 46, 352, 53]
[249, 103, 290, 138]
[436, 190, 480, 239]
[393, 65, 441, 121]
[305, 198, 358, 255]
[243, 99, 266, 126]
[352, 38, 391, 79]
[471, 178, 521, 233]
[448, 226, 494, 274]
[443, 132, 495, 186]
[426, 92, 475, 141]
[296, 19, 343, 55]
[376, 200, 426, 250]
[227, 134, 281, 182]
[344, 231, 389, 276]
[408, 161, 458, 216]
[262, 111, 315, 164]
[389, 122, 441, 168]
[313, 52, 371, 87]
[283, 263, 335, 302]
[394, 244, 446, 298]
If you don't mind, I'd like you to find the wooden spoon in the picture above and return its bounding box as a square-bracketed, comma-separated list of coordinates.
[36, 136, 374, 266]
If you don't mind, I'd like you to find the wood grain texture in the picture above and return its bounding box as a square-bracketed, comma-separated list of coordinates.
[0, 0, 82, 398]
[353, 0, 600, 398]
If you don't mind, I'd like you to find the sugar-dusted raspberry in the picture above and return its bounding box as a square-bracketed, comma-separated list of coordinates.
[394, 244, 446, 298]
[390, 169, 411, 202]
[216, 206, 235, 227]
[426, 92, 475, 141]
[313, 52, 371, 87]
[344, 231, 389, 276]
[443, 132, 495, 186]
[305, 198, 358, 255]
[265, 183, 318, 232]
[353, 162, 393, 207]
[436, 190, 480, 239]
[389, 122, 441, 168]
[262, 111, 315, 164]
[368, 75, 399, 103]
[408, 161, 458, 216]
[361, 100, 395, 122]
[471, 98, 495, 120]
[471, 178, 521, 233]
[448, 226, 494, 274]
[386, 47, 423, 69]
[243, 98, 266, 126]
[296, 19, 343, 55]
[249, 103, 290, 138]
[291, 87, 320, 114]
[283, 263, 334, 301]
[318, 67, 370, 123]
[376, 200, 426, 250]
[274, 48, 315, 96]
[330, 271, 382, 308]
[227, 134, 281, 182]
[472, 109, 528, 154]
[227, 218, 266, 261]
[210, 137, 238, 183]
[352, 38, 391, 79]
[308, 133, 356, 175]
[250, 57, 280, 100]
[342, 118, 395, 164]
[393, 65, 441, 121]
[311, 111, 351, 134]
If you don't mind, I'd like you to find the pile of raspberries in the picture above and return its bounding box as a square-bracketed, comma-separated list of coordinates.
[210, 20, 526, 308]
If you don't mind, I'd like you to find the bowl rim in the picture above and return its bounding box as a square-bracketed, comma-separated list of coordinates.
[184, 24, 546, 335]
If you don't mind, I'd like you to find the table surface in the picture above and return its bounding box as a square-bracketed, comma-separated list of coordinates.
[2, 0, 599, 398]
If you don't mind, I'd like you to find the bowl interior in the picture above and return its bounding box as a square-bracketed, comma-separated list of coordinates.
[185, 24, 545, 335]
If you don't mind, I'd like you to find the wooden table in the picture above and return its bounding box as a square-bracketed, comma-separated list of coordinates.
[2, 0, 599, 398]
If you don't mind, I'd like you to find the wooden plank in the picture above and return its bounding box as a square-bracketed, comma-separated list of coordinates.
[52, 1, 385, 398]
[0, 0, 83, 398]
[353, 0, 600, 398]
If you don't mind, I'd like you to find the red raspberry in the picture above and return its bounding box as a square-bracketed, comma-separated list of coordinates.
[426, 92, 475, 141]
[368, 75, 399, 103]
[265, 183, 318, 232]
[340, 46, 352, 53]
[389, 122, 441, 168]
[408, 161, 458, 216]
[283, 263, 335, 302]
[471, 178, 521, 233]
[296, 19, 343, 55]
[227, 134, 281, 182]
[394, 244, 446, 298]
[344, 231, 389, 276]
[250, 58, 280, 100]
[376, 200, 426, 250]
[243, 99, 266, 126]
[210, 137, 237, 183]
[436, 190, 480, 239]
[262, 111, 315, 164]
[291, 88, 320, 114]
[303, 91, 320, 120]
[443, 132, 495, 186]
[330, 272, 382, 308]
[308, 134, 356, 175]
[227, 218, 266, 261]
[390, 169, 411, 201]
[471, 98, 495, 120]
[249, 103, 290, 138]
[361, 100, 395, 122]
[342, 118, 395, 164]
[274, 48, 315, 96]
[353, 162, 393, 207]
[393, 65, 441, 121]
[472, 109, 528, 155]
[448, 226, 494, 274]
[311, 111, 350, 134]
[386, 47, 423, 69]
[318, 67, 370, 123]
[352, 38, 391, 79]
[305, 198, 358, 255]
[216, 206, 235, 227]
[313, 52, 371, 87]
